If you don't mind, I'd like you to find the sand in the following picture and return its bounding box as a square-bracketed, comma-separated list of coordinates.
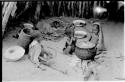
[2, 18, 124, 81]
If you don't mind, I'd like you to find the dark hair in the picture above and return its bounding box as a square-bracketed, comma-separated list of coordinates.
[92, 24, 100, 35]
[65, 23, 75, 38]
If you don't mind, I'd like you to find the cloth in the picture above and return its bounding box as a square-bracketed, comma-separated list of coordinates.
[90, 33, 99, 46]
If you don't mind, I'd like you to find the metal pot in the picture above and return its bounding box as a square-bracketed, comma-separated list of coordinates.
[75, 46, 96, 60]
[74, 41, 96, 60]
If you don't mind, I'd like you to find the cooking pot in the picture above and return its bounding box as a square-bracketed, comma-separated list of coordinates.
[75, 41, 96, 60]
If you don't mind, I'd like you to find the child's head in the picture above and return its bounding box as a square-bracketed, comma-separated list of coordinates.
[92, 24, 100, 35]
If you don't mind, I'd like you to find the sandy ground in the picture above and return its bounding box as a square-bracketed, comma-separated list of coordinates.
[2, 19, 124, 81]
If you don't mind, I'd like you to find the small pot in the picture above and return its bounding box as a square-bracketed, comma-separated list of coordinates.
[17, 28, 33, 53]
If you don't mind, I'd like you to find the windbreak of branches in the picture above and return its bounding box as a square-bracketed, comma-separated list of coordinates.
[2, 2, 17, 36]
[2, 1, 124, 36]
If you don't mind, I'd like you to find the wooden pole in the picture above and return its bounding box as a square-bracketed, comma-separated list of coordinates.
[79, 1, 82, 17]
[34, 1, 41, 22]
